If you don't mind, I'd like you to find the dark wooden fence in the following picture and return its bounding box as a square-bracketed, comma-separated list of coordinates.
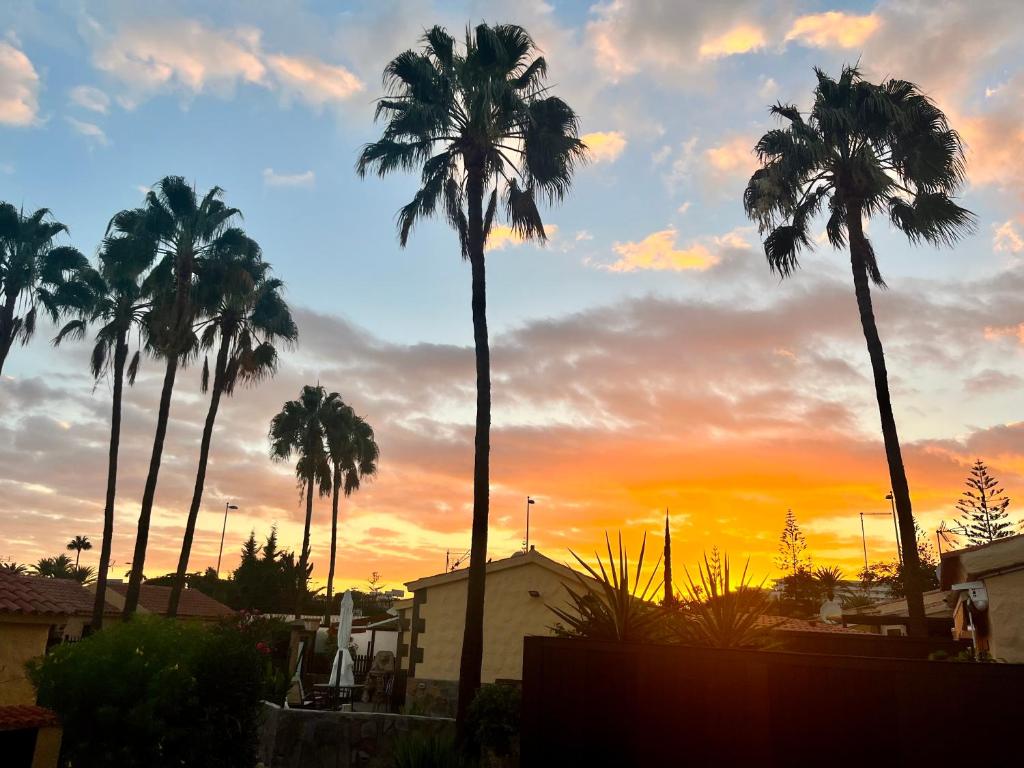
[522, 636, 1024, 767]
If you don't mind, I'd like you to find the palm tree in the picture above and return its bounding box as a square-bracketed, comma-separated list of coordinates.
[111, 177, 241, 619]
[357, 24, 585, 724]
[0, 203, 89, 374]
[269, 385, 334, 617]
[54, 235, 154, 629]
[66, 536, 92, 568]
[323, 398, 379, 623]
[167, 235, 298, 617]
[1, 561, 28, 574]
[742, 65, 974, 637]
[814, 566, 844, 602]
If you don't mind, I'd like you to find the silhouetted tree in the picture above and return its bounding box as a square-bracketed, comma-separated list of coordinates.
[66, 536, 92, 568]
[775, 509, 810, 575]
[115, 177, 242, 619]
[269, 386, 334, 616]
[744, 66, 974, 636]
[358, 24, 585, 728]
[663, 510, 674, 606]
[168, 235, 297, 617]
[955, 459, 1014, 545]
[54, 233, 153, 629]
[0, 203, 88, 373]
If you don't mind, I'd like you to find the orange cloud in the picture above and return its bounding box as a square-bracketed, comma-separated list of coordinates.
[487, 224, 559, 251]
[0, 41, 40, 126]
[993, 220, 1024, 253]
[583, 131, 628, 163]
[785, 12, 882, 48]
[265, 54, 363, 106]
[604, 228, 743, 272]
[698, 24, 766, 60]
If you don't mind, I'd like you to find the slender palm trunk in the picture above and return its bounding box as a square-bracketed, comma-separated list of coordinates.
[93, 337, 124, 630]
[325, 465, 341, 625]
[295, 475, 315, 618]
[0, 292, 17, 375]
[456, 163, 491, 732]
[846, 204, 926, 637]
[122, 354, 178, 618]
[168, 337, 231, 617]
[74, 550, 81, 568]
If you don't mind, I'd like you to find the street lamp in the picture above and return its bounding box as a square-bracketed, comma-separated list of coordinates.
[216, 502, 239, 577]
[885, 492, 903, 564]
[524, 497, 536, 552]
[859, 510, 896, 577]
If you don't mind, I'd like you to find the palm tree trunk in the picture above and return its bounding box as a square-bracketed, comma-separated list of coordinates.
[295, 475, 315, 618]
[122, 353, 178, 619]
[325, 465, 341, 625]
[92, 337, 128, 630]
[845, 203, 926, 637]
[74, 550, 81, 568]
[0, 292, 17, 375]
[456, 162, 491, 733]
[168, 337, 231, 617]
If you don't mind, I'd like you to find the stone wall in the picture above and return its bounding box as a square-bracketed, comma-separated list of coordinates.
[257, 703, 454, 768]
[404, 677, 459, 718]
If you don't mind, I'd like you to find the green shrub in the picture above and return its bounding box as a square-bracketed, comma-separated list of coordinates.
[466, 684, 520, 758]
[392, 732, 474, 768]
[29, 616, 266, 768]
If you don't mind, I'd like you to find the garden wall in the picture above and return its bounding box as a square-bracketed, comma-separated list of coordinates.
[521, 636, 1024, 767]
[257, 703, 454, 768]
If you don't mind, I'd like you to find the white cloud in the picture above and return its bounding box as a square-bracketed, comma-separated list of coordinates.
[993, 220, 1024, 253]
[89, 18, 362, 111]
[758, 76, 778, 101]
[265, 55, 363, 107]
[0, 41, 40, 126]
[69, 85, 111, 113]
[677, 202, 692, 215]
[262, 168, 315, 187]
[582, 131, 627, 163]
[66, 117, 109, 145]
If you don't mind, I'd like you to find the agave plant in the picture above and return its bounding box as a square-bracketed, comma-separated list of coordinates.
[676, 552, 774, 649]
[548, 532, 666, 643]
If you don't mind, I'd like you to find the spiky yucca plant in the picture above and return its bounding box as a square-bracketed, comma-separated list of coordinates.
[677, 553, 774, 649]
[549, 532, 666, 643]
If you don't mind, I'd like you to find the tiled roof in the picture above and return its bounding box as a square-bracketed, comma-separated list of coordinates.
[0, 705, 60, 732]
[757, 615, 867, 634]
[0, 571, 94, 616]
[105, 583, 235, 618]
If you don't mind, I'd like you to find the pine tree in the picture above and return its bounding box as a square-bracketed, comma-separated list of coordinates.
[956, 460, 1014, 545]
[775, 509, 810, 575]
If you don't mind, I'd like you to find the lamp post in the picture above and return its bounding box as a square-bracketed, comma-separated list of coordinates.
[216, 502, 239, 577]
[525, 497, 536, 552]
[885, 492, 902, 564]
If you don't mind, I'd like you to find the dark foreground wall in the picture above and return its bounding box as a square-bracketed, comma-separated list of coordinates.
[258, 704, 454, 768]
[522, 637, 1024, 767]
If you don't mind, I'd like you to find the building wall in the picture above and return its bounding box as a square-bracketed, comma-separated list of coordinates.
[986, 569, 1024, 663]
[0, 620, 50, 705]
[413, 562, 578, 683]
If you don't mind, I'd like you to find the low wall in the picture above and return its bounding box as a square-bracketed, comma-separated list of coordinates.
[522, 636, 1024, 767]
[257, 703, 454, 768]
[404, 677, 459, 718]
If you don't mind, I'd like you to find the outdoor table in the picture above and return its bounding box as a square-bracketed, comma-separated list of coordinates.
[312, 683, 365, 710]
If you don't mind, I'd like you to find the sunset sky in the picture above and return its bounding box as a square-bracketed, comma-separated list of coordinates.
[1, 0, 1022, 596]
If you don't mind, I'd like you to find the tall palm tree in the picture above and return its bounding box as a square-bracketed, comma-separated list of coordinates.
[743, 66, 974, 636]
[54, 234, 154, 629]
[167, 235, 298, 617]
[268, 385, 334, 617]
[357, 23, 585, 724]
[0, 203, 88, 374]
[323, 398, 379, 623]
[66, 536, 92, 568]
[110, 177, 241, 619]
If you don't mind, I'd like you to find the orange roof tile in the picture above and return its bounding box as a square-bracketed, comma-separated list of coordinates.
[0, 571, 94, 616]
[0, 705, 60, 732]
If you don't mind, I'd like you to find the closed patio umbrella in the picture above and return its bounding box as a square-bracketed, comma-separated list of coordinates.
[329, 590, 355, 688]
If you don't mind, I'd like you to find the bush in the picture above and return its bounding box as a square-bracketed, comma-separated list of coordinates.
[29, 616, 266, 768]
[466, 684, 520, 759]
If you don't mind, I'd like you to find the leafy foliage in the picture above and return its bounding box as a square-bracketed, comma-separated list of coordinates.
[549, 532, 666, 643]
[954, 459, 1015, 545]
[743, 65, 974, 283]
[775, 509, 810, 575]
[862, 524, 939, 599]
[392, 731, 474, 768]
[29, 617, 266, 768]
[31, 553, 95, 584]
[466, 683, 521, 759]
[814, 566, 844, 601]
